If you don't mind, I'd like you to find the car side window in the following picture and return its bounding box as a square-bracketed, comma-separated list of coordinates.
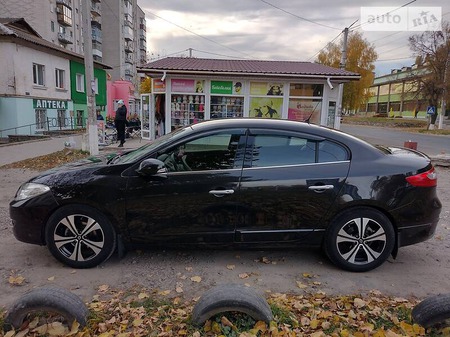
[250, 135, 316, 167]
[318, 140, 349, 163]
[157, 133, 241, 172]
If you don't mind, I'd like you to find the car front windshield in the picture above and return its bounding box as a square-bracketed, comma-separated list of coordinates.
[111, 127, 188, 164]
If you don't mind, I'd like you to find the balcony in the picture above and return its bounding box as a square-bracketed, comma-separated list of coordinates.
[123, 29, 133, 41]
[92, 34, 102, 44]
[139, 34, 146, 41]
[93, 48, 103, 59]
[56, 0, 71, 8]
[91, 3, 101, 16]
[124, 43, 133, 53]
[58, 32, 73, 44]
[91, 18, 101, 28]
[56, 4, 73, 26]
[91, 0, 101, 3]
[125, 55, 133, 64]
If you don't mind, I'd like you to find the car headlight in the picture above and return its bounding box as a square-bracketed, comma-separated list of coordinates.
[15, 183, 51, 201]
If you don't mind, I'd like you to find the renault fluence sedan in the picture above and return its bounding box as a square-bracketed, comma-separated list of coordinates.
[10, 119, 442, 271]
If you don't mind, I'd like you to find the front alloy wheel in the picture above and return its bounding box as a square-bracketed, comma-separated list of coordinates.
[325, 208, 395, 272]
[45, 205, 116, 269]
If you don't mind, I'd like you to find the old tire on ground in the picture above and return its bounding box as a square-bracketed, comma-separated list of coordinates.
[4, 286, 89, 330]
[45, 204, 116, 269]
[412, 293, 450, 328]
[191, 283, 273, 325]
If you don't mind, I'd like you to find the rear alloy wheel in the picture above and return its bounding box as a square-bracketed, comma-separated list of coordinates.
[45, 205, 116, 269]
[325, 208, 395, 272]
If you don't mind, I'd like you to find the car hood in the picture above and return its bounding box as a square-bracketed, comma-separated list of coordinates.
[29, 152, 125, 182]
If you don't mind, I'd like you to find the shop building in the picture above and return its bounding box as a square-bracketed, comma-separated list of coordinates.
[138, 57, 360, 140]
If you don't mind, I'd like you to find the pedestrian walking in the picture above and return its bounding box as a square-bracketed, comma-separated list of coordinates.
[114, 100, 127, 147]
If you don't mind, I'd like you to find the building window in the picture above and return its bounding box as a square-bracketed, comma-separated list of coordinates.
[33, 63, 45, 86]
[55, 69, 65, 89]
[93, 77, 98, 94]
[57, 110, 67, 127]
[51, 21, 55, 32]
[76, 73, 85, 92]
[35, 109, 47, 130]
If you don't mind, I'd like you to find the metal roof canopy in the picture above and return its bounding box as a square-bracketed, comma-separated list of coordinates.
[138, 57, 361, 82]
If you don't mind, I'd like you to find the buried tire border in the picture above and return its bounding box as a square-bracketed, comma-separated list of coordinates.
[4, 286, 89, 330]
[191, 283, 273, 325]
[412, 293, 450, 328]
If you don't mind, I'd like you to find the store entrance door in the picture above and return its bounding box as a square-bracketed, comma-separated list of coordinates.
[140, 94, 153, 140]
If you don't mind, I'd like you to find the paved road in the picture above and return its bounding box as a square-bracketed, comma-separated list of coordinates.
[340, 124, 450, 156]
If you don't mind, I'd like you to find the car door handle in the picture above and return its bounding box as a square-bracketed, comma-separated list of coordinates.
[209, 189, 235, 197]
[308, 185, 334, 192]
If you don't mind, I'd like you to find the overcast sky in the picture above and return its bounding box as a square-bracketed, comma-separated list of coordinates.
[138, 0, 449, 76]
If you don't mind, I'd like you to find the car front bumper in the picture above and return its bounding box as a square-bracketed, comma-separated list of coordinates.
[9, 192, 59, 245]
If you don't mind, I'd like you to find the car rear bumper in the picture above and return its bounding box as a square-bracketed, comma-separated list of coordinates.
[9, 193, 58, 245]
[397, 197, 441, 247]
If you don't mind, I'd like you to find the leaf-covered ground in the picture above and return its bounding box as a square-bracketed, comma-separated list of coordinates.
[0, 284, 449, 337]
[0, 149, 91, 171]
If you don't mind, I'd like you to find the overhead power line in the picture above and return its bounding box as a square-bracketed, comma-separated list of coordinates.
[258, 0, 342, 31]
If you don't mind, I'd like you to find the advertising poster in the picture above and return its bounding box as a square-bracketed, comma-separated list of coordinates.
[211, 81, 233, 94]
[288, 99, 322, 123]
[249, 97, 282, 119]
[152, 79, 166, 93]
[171, 79, 195, 93]
[250, 82, 283, 96]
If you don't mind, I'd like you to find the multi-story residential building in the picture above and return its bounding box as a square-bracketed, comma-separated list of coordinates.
[0, 0, 148, 116]
[0, 18, 109, 138]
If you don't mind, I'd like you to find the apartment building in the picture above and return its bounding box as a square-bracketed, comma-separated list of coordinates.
[0, 0, 147, 107]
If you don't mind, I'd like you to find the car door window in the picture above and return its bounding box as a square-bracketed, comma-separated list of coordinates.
[318, 140, 349, 163]
[157, 132, 242, 172]
[250, 134, 316, 167]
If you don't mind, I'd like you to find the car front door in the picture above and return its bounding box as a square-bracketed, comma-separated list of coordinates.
[235, 129, 351, 245]
[124, 129, 247, 245]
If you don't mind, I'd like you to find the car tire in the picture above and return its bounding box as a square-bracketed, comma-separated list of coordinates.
[324, 207, 395, 272]
[412, 293, 450, 328]
[4, 286, 89, 330]
[191, 283, 273, 325]
[45, 205, 116, 269]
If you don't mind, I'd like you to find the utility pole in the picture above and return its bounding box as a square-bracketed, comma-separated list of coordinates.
[335, 27, 349, 130]
[82, 0, 99, 155]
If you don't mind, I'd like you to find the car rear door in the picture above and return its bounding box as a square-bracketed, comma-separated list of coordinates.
[235, 129, 351, 245]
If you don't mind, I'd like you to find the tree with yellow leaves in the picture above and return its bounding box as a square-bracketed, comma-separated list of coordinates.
[317, 31, 378, 113]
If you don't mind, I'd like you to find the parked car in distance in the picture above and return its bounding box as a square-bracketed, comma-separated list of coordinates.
[10, 118, 442, 271]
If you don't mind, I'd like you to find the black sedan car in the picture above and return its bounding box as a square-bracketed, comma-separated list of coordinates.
[10, 119, 441, 272]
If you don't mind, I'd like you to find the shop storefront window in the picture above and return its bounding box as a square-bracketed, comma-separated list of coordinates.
[170, 79, 205, 129]
[288, 99, 322, 123]
[248, 82, 283, 119]
[210, 81, 244, 119]
[288, 83, 323, 123]
[289, 84, 323, 97]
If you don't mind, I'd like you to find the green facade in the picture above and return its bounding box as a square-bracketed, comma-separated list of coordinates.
[70, 61, 107, 108]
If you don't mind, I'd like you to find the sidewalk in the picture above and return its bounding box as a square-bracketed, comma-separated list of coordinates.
[0, 134, 147, 167]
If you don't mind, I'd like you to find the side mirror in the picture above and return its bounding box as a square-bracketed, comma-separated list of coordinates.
[136, 159, 167, 177]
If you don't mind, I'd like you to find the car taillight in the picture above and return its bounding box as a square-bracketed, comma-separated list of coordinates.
[406, 167, 437, 187]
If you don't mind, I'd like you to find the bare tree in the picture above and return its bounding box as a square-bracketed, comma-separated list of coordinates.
[408, 21, 450, 128]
